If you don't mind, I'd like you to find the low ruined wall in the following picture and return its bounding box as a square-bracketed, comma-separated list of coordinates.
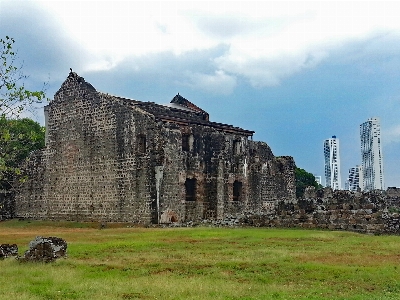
[212, 187, 400, 235]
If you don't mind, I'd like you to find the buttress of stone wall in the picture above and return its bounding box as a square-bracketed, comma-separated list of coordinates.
[156, 123, 184, 223]
[221, 134, 251, 218]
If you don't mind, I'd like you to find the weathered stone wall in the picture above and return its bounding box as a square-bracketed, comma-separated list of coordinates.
[155, 122, 295, 223]
[0, 190, 15, 220]
[15, 72, 296, 224]
[214, 187, 400, 235]
[16, 73, 164, 223]
[15, 150, 46, 219]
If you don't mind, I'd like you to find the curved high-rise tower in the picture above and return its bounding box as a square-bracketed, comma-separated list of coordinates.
[324, 136, 341, 190]
[360, 117, 384, 191]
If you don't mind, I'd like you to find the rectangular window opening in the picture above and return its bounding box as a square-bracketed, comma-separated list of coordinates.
[185, 178, 196, 201]
[233, 180, 242, 201]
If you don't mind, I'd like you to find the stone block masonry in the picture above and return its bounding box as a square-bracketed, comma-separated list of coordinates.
[15, 72, 296, 224]
[0, 191, 14, 221]
[222, 187, 400, 235]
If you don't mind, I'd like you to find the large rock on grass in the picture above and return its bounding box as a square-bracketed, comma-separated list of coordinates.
[20, 236, 67, 263]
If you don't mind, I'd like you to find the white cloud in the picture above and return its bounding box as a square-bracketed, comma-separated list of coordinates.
[215, 48, 328, 87]
[182, 70, 237, 95]
[35, 1, 400, 88]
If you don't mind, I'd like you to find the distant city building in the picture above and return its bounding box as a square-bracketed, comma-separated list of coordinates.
[346, 165, 362, 191]
[359, 165, 364, 191]
[344, 180, 349, 191]
[314, 175, 322, 186]
[324, 136, 341, 190]
[360, 117, 384, 191]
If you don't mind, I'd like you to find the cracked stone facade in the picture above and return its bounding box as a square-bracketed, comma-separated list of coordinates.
[14, 72, 296, 224]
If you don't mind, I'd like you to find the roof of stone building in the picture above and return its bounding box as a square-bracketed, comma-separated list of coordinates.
[117, 96, 255, 137]
[170, 93, 208, 114]
[56, 72, 255, 137]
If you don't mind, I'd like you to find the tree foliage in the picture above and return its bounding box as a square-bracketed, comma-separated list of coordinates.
[0, 117, 45, 190]
[295, 167, 320, 198]
[0, 36, 48, 190]
[1, 36, 46, 118]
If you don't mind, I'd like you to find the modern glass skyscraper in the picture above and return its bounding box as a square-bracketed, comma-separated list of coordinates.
[346, 165, 363, 191]
[360, 117, 384, 191]
[324, 136, 341, 190]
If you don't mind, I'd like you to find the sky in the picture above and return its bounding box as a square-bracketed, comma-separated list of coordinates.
[1, 1, 400, 188]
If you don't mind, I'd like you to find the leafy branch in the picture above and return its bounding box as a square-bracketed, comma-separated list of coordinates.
[0, 36, 46, 118]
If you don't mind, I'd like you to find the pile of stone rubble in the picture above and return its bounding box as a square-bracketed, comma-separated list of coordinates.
[0, 236, 67, 262]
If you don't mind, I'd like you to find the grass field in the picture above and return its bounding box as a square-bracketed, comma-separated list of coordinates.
[1, 220, 400, 300]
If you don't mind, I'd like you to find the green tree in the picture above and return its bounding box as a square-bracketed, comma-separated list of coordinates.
[0, 36, 47, 190]
[0, 117, 45, 190]
[295, 167, 320, 198]
[1, 36, 46, 118]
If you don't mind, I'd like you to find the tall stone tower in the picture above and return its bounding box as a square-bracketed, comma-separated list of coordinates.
[324, 136, 341, 190]
[360, 117, 384, 191]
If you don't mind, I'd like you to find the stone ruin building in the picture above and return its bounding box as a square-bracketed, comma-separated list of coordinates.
[14, 72, 296, 224]
[5, 72, 400, 235]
